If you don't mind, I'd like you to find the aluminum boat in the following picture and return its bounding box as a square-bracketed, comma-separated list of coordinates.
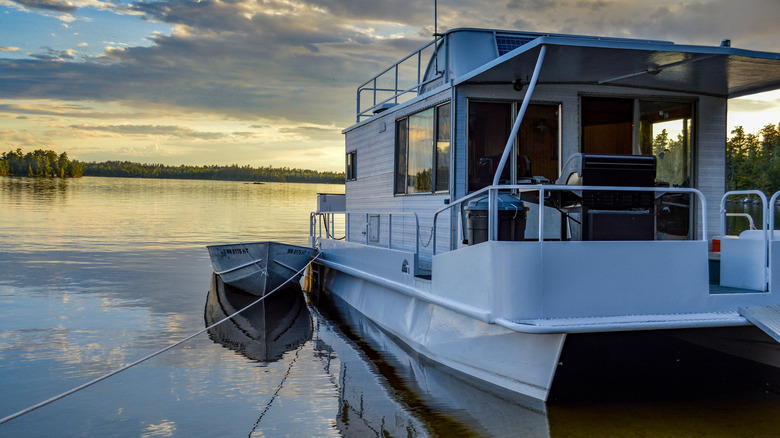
[207, 241, 315, 295]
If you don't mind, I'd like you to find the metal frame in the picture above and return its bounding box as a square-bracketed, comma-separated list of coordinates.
[356, 36, 446, 122]
[311, 211, 420, 255]
[432, 184, 708, 255]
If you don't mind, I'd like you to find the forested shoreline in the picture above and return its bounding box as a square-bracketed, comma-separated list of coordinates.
[0, 148, 344, 184]
[726, 124, 780, 194]
[0, 149, 83, 178]
[1, 123, 779, 189]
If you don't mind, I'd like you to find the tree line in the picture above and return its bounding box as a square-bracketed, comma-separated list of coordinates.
[0, 149, 83, 177]
[726, 124, 780, 194]
[0, 148, 344, 184]
[3, 123, 779, 189]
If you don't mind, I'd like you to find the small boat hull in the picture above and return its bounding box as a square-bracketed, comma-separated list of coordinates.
[207, 241, 315, 295]
[205, 273, 312, 362]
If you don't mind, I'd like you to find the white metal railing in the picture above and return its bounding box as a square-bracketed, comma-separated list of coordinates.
[726, 213, 757, 231]
[310, 212, 343, 241]
[311, 211, 420, 254]
[719, 190, 777, 291]
[356, 35, 445, 122]
[432, 184, 708, 255]
[771, 191, 780, 242]
[720, 190, 768, 238]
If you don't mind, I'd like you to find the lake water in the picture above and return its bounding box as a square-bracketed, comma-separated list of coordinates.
[1, 176, 780, 437]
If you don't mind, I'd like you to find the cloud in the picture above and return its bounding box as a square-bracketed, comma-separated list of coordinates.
[0, 129, 43, 147]
[10, 0, 77, 13]
[117, 143, 176, 157]
[5, 0, 775, 130]
[68, 123, 230, 140]
[28, 48, 78, 61]
[0, 47, 21, 52]
[1, 0, 779, 169]
[0, 102, 148, 119]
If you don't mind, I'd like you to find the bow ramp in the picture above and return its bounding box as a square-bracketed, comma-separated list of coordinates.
[740, 306, 780, 343]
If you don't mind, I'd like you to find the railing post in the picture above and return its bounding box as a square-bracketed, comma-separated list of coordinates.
[414, 213, 420, 256]
[395, 65, 400, 104]
[539, 186, 545, 242]
[388, 214, 393, 249]
[489, 187, 497, 241]
[432, 212, 437, 255]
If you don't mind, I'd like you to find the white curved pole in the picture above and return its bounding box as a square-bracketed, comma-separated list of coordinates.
[492, 45, 547, 186]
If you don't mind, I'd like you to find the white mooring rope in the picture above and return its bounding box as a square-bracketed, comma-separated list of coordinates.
[0, 252, 321, 426]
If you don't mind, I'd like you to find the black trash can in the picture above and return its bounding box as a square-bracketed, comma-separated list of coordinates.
[466, 194, 528, 245]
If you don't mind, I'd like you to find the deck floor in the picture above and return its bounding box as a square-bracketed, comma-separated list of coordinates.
[709, 284, 766, 294]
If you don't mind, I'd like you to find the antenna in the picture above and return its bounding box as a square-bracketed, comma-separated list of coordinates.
[434, 0, 438, 37]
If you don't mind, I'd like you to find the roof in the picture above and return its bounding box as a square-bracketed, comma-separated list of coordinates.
[455, 34, 780, 98]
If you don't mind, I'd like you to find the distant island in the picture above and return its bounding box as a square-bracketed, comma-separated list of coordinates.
[0, 148, 345, 184]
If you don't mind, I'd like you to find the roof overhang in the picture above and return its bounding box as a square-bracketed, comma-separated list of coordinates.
[454, 36, 780, 98]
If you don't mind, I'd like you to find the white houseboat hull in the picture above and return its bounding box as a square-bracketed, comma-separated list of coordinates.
[312, 237, 780, 401]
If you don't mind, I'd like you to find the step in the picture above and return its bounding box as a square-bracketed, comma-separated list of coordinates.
[739, 306, 780, 343]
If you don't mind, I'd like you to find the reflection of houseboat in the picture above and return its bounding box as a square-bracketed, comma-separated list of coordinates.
[205, 273, 312, 362]
[311, 297, 550, 437]
[309, 28, 780, 401]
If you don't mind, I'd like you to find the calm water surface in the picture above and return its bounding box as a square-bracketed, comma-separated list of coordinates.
[1, 176, 779, 437]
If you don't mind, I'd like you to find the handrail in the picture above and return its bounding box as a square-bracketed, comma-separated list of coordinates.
[356, 35, 444, 122]
[720, 190, 768, 238]
[312, 210, 420, 255]
[433, 184, 708, 255]
[720, 190, 772, 290]
[771, 191, 780, 242]
[725, 213, 757, 231]
[357, 74, 444, 121]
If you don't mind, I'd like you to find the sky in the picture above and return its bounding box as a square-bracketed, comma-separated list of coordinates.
[1, 0, 779, 172]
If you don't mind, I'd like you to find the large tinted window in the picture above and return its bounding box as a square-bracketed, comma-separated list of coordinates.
[435, 103, 451, 192]
[407, 108, 434, 193]
[394, 118, 408, 194]
[581, 97, 634, 155]
[467, 101, 560, 191]
[395, 102, 451, 194]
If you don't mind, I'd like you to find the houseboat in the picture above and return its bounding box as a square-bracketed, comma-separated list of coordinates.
[308, 28, 780, 401]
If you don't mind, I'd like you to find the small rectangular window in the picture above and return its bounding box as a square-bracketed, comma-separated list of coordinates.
[346, 150, 357, 181]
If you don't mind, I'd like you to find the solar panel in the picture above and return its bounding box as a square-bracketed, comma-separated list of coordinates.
[495, 34, 536, 56]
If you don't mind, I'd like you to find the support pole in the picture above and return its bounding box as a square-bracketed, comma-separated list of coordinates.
[492, 45, 547, 186]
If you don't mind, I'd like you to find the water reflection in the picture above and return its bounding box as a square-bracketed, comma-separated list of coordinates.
[311, 292, 551, 437]
[4, 176, 780, 437]
[0, 176, 72, 204]
[205, 274, 312, 363]
[725, 200, 780, 235]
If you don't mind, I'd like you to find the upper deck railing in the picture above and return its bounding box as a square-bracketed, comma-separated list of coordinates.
[432, 184, 709, 255]
[356, 35, 445, 122]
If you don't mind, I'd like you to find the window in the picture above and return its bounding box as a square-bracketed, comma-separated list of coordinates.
[581, 96, 693, 186]
[346, 150, 356, 181]
[580, 96, 695, 239]
[468, 101, 559, 191]
[638, 101, 693, 187]
[394, 102, 451, 194]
